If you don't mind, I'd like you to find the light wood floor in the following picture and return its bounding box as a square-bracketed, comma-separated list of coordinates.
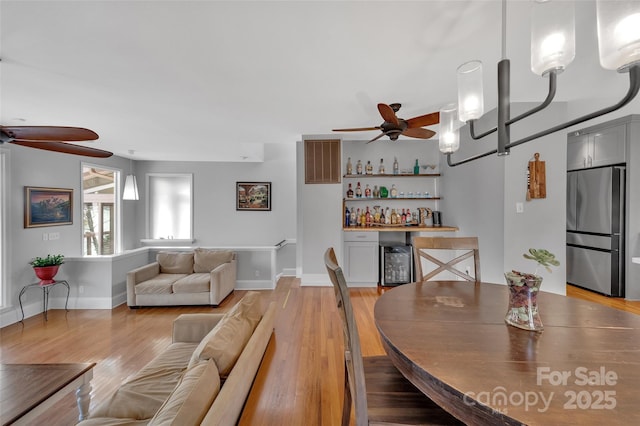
[1, 280, 638, 425]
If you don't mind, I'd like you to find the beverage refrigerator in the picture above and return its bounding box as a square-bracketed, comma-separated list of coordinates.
[379, 245, 413, 287]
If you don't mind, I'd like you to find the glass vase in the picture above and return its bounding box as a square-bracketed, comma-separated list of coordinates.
[504, 271, 544, 331]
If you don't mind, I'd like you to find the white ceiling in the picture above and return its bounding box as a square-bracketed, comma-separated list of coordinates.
[0, 0, 630, 161]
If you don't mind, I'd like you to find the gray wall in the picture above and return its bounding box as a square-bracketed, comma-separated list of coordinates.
[131, 144, 296, 246]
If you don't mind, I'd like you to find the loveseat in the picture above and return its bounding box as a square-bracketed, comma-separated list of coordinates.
[127, 249, 236, 307]
[78, 291, 275, 426]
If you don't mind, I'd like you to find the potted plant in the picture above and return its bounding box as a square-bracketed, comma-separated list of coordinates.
[504, 249, 559, 332]
[29, 254, 65, 285]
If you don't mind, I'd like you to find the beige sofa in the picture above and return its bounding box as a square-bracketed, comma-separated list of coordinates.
[127, 249, 236, 307]
[78, 291, 275, 426]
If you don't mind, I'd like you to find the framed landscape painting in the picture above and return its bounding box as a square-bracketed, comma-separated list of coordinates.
[25, 187, 73, 228]
[236, 182, 271, 211]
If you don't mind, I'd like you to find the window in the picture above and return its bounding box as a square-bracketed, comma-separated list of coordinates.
[147, 173, 193, 240]
[82, 165, 120, 255]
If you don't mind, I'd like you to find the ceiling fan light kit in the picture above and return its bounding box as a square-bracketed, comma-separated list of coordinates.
[443, 0, 640, 167]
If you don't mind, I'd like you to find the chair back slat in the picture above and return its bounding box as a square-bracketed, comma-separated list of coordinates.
[324, 248, 369, 426]
[413, 237, 481, 282]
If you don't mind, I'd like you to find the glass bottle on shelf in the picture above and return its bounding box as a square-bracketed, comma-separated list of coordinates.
[379, 158, 385, 174]
[355, 182, 362, 198]
[345, 206, 350, 227]
[373, 206, 381, 223]
[346, 183, 354, 198]
[364, 184, 371, 198]
[356, 160, 363, 174]
[414, 159, 420, 175]
[365, 207, 372, 226]
[385, 207, 391, 224]
[390, 184, 398, 198]
[356, 208, 361, 226]
[365, 160, 373, 175]
[350, 208, 357, 226]
[373, 185, 379, 198]
[380, 207, 386, 224]
[401, 209, 407, 223]
[346, 157, 353, 175]
[393, 157, 399, 175]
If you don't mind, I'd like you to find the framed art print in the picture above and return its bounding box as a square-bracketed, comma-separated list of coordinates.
[236, 182, 271, 211]
[25, 186, 73, 228]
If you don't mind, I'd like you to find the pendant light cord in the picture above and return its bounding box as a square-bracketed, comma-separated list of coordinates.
[501, 0, 507, 60]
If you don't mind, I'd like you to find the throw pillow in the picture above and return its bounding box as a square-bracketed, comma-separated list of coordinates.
[193, 248, 234, 273]
[188, 291, 262, 376]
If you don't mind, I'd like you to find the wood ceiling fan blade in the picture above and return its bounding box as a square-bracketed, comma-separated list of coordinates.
[377, 103, 400, 126]
[1, 126, 99, 142]
[332, 127, 381, 132]
[402, 127, 436, 139]
[366, 132, 387, 144]
[406, 112, 440, 128]
[11, 141, 113, 158]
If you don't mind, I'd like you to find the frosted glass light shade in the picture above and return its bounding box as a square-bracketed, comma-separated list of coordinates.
[597, 0, 640, 71]
[439, 104, 460, 154]
[457, 60, 484, 122]
[531, 0, 575, 76]
[123, 175, 139, 200]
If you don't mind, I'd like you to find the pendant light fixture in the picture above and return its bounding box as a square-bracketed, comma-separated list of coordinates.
[442, 0, 640, 167]
[123, 150, 139, 200]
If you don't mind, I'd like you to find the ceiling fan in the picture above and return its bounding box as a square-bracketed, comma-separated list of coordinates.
[0, 125, 113, 158]
[333, 103, 440, 143]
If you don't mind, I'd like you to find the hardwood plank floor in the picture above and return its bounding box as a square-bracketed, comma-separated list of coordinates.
[0, 280, 637, 425]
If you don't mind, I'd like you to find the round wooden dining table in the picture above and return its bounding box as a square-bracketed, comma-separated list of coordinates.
[374, 281, 640, 425]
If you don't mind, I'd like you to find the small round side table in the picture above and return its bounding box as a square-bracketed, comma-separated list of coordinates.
[18, 280, 70, 321]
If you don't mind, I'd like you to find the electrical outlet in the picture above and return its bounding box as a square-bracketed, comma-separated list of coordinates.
[79, 285, 84, 294]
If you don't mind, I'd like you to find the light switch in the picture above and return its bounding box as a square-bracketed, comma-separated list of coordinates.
[516, 202, 524, 213]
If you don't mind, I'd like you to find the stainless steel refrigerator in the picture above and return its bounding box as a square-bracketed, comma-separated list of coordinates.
[566, 166, 625, 296]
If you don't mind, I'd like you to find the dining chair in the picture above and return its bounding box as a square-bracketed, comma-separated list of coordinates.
[324, 248, 462, 426]
[413, 236, 481, 283]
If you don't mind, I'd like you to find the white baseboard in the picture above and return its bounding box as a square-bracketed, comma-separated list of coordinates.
[300, 274, 331, 287]
[235, 280, 275, 290]
[281, 268, 297, 276]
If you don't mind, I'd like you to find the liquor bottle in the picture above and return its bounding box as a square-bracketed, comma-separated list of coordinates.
[379, 158, 385, 174]
[373, 206, 381, 223]
[346, 157, 353, 175]
[414, 159, 420, 175]
[350, 208, 357, 226]
[356, 159, 363, 174]
[365, 160, 373, 175]
[380, 208, 386, 224]
[364, 184, 371, 198]
[393, 157, 399, 175]
[356, 208, 361, 226]
[391, 209, 398, 224]
[365, 207, 371, 226]
[390, 184, 398, 198]
[360, 209, 366, 227]
[355, 182, 362, 198]
[406, 208, 412, 224]
[401, 208, 406, 223]
[346, 183, 354, 198]
[373, 185, 379, 198]
[345, 206, 350, 227]
[385, 207, 391, 224]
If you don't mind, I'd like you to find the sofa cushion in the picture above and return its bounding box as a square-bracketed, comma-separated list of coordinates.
[157, 252, 194, 274]
[172, 273, 210, 294]
[188, 291, 262, 376]
[90, 342, 197, 420]
[193, 248, 234, 273]
[77, 418, 150, 425]
[135, 274, 188, 295]
[148, 359, 220, 426]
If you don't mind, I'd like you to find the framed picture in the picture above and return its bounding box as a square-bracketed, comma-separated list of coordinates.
[25, 187, 73, 228]
[236, 182, 271, 211]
